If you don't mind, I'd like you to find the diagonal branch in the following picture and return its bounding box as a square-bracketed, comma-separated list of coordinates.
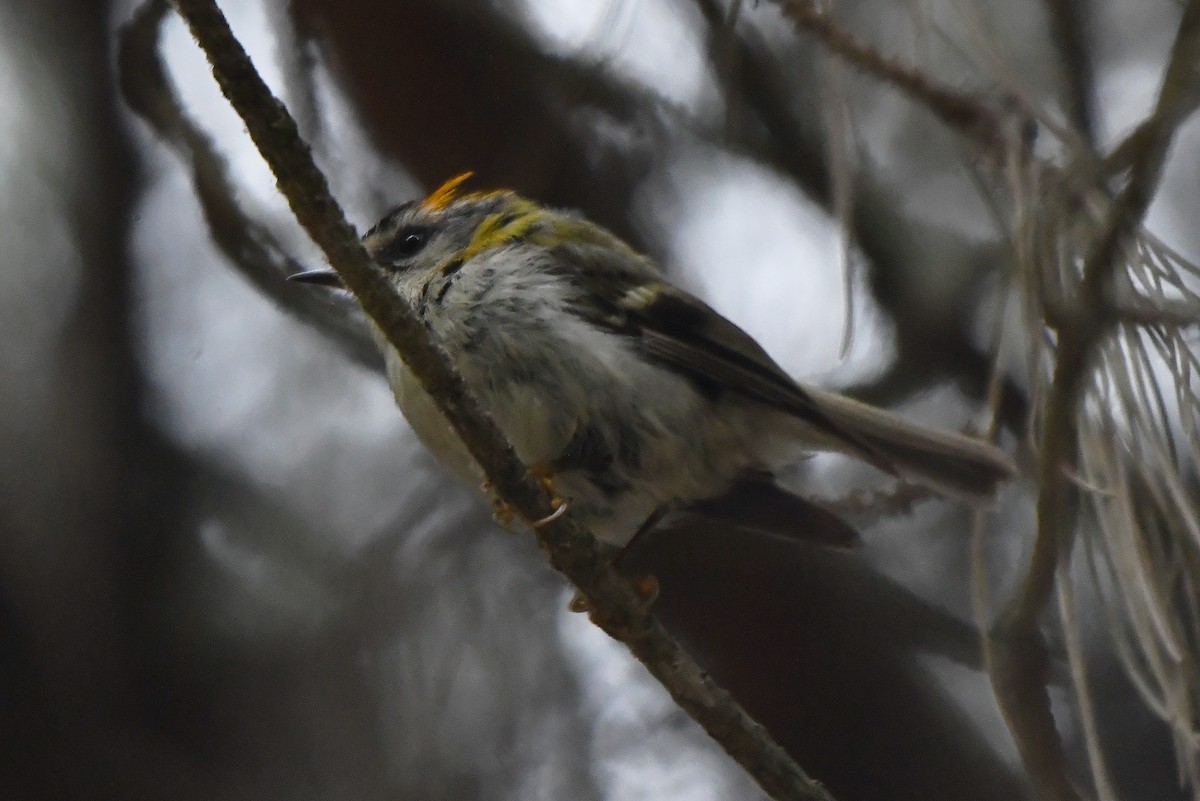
[166, 1, 838, 799]
[770, 0, 1006, 153]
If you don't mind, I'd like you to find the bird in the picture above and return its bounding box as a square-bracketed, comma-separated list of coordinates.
[290, 174, 1015, 548]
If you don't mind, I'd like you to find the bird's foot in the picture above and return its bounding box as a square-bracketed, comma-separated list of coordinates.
[527, 461, 570, 526]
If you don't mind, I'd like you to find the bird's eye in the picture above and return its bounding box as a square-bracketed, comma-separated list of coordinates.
[379, 226, 430, 263]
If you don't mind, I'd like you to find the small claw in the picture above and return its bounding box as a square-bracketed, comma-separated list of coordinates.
[531, 498, 570, 528]
[484, 477, 569, 530]
[525, 462, 569, 522]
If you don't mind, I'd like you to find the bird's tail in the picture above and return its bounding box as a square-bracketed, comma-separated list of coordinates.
[806, 387, 1018, 503]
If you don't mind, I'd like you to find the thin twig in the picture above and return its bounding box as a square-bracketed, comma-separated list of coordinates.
[1057, 556, 1121, 801]
[118, 0, 381, 371]
[1045, 296, 1200, 331]
[166, 1, 837, 799]
[691, 0, 1031, 431]
[1113, 304, 1200, 329]
[771, 0, 1004, 152]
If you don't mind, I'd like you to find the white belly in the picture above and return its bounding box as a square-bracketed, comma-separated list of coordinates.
[385, 345, 485, 489]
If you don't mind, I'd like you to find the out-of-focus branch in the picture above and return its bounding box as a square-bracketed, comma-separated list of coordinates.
[1112, 304, 1200, 328]
[289, 0, 689, 251]
[770, 0, 1007, 154]
[1007, 0, 1200, 648]
[990, 4, 1200, 800]
[118, 0, 381, 371]
[166, 1, 837, 799]
[1045, 296, 1200, 330]
[756, 1, 1199, 797]
[1042, 0, 1098, 148]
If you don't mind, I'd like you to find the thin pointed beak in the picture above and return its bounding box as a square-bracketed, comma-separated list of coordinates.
[287, 268, 344, 288]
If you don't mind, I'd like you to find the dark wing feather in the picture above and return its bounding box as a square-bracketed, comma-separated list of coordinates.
[547, 239, 893, 472]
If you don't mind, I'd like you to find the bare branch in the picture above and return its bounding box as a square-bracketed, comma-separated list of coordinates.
[166, 0, 839, 798]
[770, 0, 1007, 154]
[118, 0, 381, 371]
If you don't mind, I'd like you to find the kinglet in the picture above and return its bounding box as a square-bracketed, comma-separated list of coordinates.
[291, 174, 1015, 547]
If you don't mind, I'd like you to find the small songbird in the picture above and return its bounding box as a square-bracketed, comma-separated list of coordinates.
[291, 174, 1015, 548]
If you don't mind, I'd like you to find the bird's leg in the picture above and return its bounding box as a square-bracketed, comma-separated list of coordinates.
[521, 424, 615, 528]
[482, 460, 570, 530]
[618, 506, 665, 605]
[527, 460, 570, 527]
[614, 505, 667, 569]
[568, 505, 665, 614]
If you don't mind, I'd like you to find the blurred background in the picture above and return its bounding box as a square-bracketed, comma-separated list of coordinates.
[1, 0, 1196, 799]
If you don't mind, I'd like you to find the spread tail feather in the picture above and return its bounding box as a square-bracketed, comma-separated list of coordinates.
[807, 388, 1018, 503]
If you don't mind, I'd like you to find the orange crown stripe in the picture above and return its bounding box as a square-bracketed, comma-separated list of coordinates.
[421, 172, 474, 212]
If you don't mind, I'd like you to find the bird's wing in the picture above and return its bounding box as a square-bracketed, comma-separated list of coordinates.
[547, 240, 892, 472]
